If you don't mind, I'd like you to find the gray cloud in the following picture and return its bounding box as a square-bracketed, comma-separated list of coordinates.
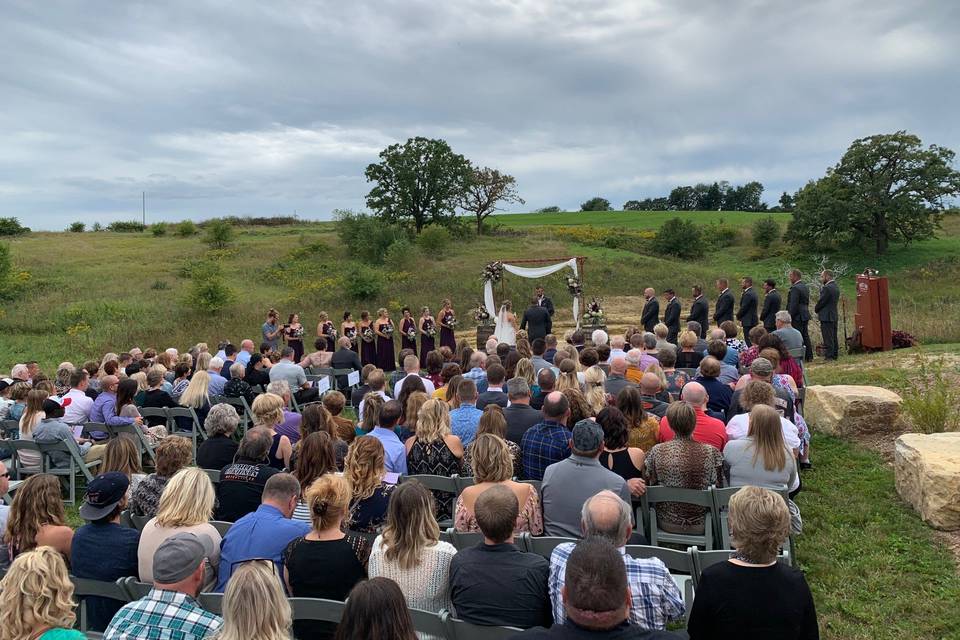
[1, 0, 957, 229]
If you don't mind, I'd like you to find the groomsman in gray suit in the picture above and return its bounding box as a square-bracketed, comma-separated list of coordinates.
[815, 270, 841, 360]
[640, 288, 659, 333]
[787, 269, 812, 362]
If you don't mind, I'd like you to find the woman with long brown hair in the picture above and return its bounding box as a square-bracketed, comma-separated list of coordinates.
[17, 388, 48, 467]
[292, 432, 339, 523]
[334, 577, 417, 640]
[462, 404, 522, 473]
[725, 404, 800, 499]
[616, 386, 660, 451]
[100, 434, 146, 498]
[297, 403, 348, 470]
[344, 436, 395, 533]
[2, 474, 73, 566]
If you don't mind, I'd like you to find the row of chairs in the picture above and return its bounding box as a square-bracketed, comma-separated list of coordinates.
[72, 575, 523, 640]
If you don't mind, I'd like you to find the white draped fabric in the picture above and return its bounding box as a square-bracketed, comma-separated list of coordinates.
[483, 258, 580, 327]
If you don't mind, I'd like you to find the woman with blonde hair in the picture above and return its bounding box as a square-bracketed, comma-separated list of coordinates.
[725, 404, 801, 501]
[2, 473, 73, 564]
[54, 363, 75, 396]
[676, 330, 703, 369]
[455, 433, 543, 535]
[195, 351, 213, 372]
[129, 436, 194, 518]
[0, 546, 85, 640]
[283, 473, 369, 640]
[400, 390, 429, 442]
[405, 398, 464, 520]
[687, 486, 818, 638]
[251, 392, 292, 470]
[555, 358, 581, 392]
[369, 481, 457, 627]
[17, 388, 48, 467]
[514, 357, 536, 388]
[177, 369, 212, 432]
[100, 434, 146, 498]
[137, 467, 221, 590]
[462, 404, 522, 472]
[344, 436, 396, 532]
[216, 560, 292, 640]
[583, 365, 609, 416]
[516, 336, 533, 360]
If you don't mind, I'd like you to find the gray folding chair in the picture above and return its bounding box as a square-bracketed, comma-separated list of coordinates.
[644, 486, 715, 550]
[409, 607, 452, 639]
[106, 422, 157, 466]
[0, 419, 18, 438]
[453, 475, 475, 496]
[690, 549, 734, 590]
[447, 616, 521, 640]
[625, 544, 696, 618]
[526, 536, 577, 560]
[289, 597, 346, 624]
[198, 591, 224, 615]
[442, 528, 483, 551]
[401, 474, 459, 529]
[203, 468, 221, 486]
[119, 509, 134, 529]
[218, 396, 253, 432]
[72, 576, 131, 632]
[711, 485, 794, 565]
[210, 520, 233, 537]
[130, 513, 151, 531]
[166, 407, 203, 457]
[121, 577, 153, 600]
[346, 529, 379, 545]
[332, 368, 359, 394]
[2, 479, 23, 505]
[519, 479, 542, 494]
[37, 439, 101, 504]
[8, 440, 42, 480]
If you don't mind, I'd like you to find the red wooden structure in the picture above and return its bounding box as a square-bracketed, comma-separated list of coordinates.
[855, 270, 892, 351]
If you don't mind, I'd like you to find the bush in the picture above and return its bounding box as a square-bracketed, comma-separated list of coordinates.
[107, 220, 146, 233]
[182, 261, 235, 312]
[343, 263, 384, 300]
[384, 238, 416, 265]
[176, 220, 198, 237]
[0, 242, 10, 294]
[704, 221, 739, 247]
[150, 223, 167, 237]
[654, 217, 705, 259]
[68, 222, 85, 233]
[902, 354, 960, 433]
[580, 197, 611, 212]
[335, 210, 407, 265]
[417, 226, 452, 254]
[536, 206, 561, 213]
[0, 218, 30, 236]
[92, 222, 103, 232]
[150, 279, 169, 290]
[203, 220, 234, 249]
[752, 216, 782, 248]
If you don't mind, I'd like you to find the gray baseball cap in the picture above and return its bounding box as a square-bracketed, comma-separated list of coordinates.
[572, 419, 604, 453]
[750, 357, 774, 376]
[153, 532, 214, 584]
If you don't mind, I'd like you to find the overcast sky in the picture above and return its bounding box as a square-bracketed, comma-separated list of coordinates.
[2, 0, 958, 230]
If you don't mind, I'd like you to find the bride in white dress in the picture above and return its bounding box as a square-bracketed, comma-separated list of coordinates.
[493, 300, 518, 346]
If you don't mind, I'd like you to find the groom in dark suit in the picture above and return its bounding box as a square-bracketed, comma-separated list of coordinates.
[535, 286, 555, 317]
[521, 297, 552, 342]
[663, 289, 681, 344]
[640, 287, 659, 333]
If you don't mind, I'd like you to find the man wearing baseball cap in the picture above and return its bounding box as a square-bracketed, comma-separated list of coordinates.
[71, 472, 141, 632]
[104, 532, 223, 639]
[726, 357, 796, 423]
[541, 419, 635, 538]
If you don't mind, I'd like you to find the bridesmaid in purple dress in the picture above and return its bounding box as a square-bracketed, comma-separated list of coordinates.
[374, 308, 397, 372]
[359, 310, 377, 367]
[419, 306, 436, 363]
[400, 307, 417, 353]
[317, 311, 336, 353]
[341, 311, 358, 355]
[439, 298, 457, 351]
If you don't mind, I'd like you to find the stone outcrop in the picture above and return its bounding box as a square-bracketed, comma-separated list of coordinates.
[803, 385, 902, 436]
[895, 432, 960, 530]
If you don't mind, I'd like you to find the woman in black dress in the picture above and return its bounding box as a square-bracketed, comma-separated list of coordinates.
[317, 311, 336, 353]
[374, 308, 396, 372]
[418, 306, 436, 363]
[341, 311, 358, 355]
[359, 310, 377, 367]
[438, 298, 457, 351]
[400, 307, 417, 354]
[285, 312, 305, 362]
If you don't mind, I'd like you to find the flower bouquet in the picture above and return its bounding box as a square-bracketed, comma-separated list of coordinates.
[566, 276, 583, 296]
[582, 297, 605, 326]
[383, 323, 394, 337]
[346, 329, 358, 346]
[424, 320, 437, 337]
[446, 317, 458, 330]
[406, 327, 417, 341]
[361, 327, 375, 343]
[482, 261, 504, 284]
[474, 304, 492, 325]
[325, 326, 338, 340]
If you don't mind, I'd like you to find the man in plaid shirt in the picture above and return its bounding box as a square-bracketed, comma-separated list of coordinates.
[548, 491, 685, 630]
[105, 532, 223, 639]
[521, 391, 572, 481]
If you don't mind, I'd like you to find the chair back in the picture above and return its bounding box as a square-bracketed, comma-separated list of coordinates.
[644, 485, 715, 550]
[289, 597, 346, 624]
[72, 577, 131, 631]
[121, 577, 153, 600]
[447, 616, 521, 640]
[527, 536, 576, 560]
[198, 591, 224, 615]
[130, 513, 151, 531]
[442, 528, 483, 551]
[409, 607, 451, 639]
[138, 407, 168, 421]
[8, 439, 42, 478]
[690, 549, 734, 589]
[0, 419, 18, 438]
[210, 520, 233, 537]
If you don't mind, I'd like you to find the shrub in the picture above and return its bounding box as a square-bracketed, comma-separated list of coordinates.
[343, 263, 384, 299]
[536, 206, 561, 213]
[580, 197, 611, 212]
[902, 354, 960, 433]
[654, 217, 705, 259]
[704, 221, 739, 247]
[203, 219, 234, 249]
[150, 223, 167, 237]
[176, 220, 198, 237]
[107, 220, 146, 233]
[175, 257, 210, 279]
[752, 216, 781, 248]
[150, 279, 169, 290]
[68, 222, 85, 233]
[417, 226, 452, 254]
[384, 238, 416, 265]
[92, 222, 103, 232]
[0, 217, 30, 236]
[182, 261, 235, 312]
[335, 210, 407, 265]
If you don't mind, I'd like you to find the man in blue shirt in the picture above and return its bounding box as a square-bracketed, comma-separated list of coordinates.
[366, 399, 408, 475]
[450, 379, 483, 446]
[72, 472, 141, 632]
[89, 375, 141, 427]
[216, 473, 309, 591]
[521, 391, 572, 481]
[462, 351, 489, 394]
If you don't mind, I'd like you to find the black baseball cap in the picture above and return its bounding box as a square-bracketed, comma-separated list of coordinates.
[79, 472, 130, 521]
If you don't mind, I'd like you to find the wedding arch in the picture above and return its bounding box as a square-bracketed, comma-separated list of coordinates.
[482, 256, 586, 328]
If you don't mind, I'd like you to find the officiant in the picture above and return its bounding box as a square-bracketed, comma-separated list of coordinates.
[535, 285, 555, 317]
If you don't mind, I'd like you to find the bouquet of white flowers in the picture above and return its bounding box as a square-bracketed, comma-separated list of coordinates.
[424, 320, 437, 337]
[566, 276, 583, 296]
[474, 304, 492, 324]
[582, 297, 605, 326]
[361, 327, 375, 343]
[406, 327, 417, 341]
[447, 317, 458, 329]
[383, 322, 393, 337]
[482, 261, 504, 284]
[325, 325, 338, 339]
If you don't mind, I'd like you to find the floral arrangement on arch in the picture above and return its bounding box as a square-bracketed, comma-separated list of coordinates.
[566, 275, 583, 296]
[482, 261, 504, 284]
[582, 297, 605, 326]
[474, 303, 492, 325]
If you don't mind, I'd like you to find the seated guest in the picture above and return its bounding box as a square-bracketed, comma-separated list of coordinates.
[251, 392, 293, 470]
[364, 398, 408, 475]
[503, 377, 544, 446]
[405, 398, 464, 520]
[106, 532, 223, 640]
[323, 390, 356, 443]
[449, 378, 483, 446]
[170, 362, 193, 401]
[605, 357, 637, 398]
[138, 468, 222, 591]
[675, 330, 704, 369]
[728, 358, 796, 423]
[725, 381, 801, 455]
[393, 354, 436, 397]
[269, 347, 320, 405]
[357, 369, 389, 423]
[583, 366, 608, 416]
[637, 373, 669, 418]
[531, 338, 552, 374]
[424, 350, 445, 389]
[693, 357, 734, 415]
[654, 322, 674, 353]
[2, 473, 73, 566]
[345, 436, 396, 532]
[687, 321, 708, 354]
[331, 337, 363, 391]
[524, 537, 684, 639]
[758, 336, 804, 390]
[687, 487, 819, 639]
[223, 363, 255, 404]
[243, 353, 271, 389]
[658, 382, 728, 451]
[531, 367, 556, 411]
[0, 547, 87, 640]
[99, 435, 147, 498]
[71, 472, 141, 631]
[542, 334, 559, 363]
[646, 402, 724, 535]
[294, 404, 348, 469]
[432, 363, 463, 400]
[176, 370, 212, 433]
[301, 336, 333, 369]
[655, 348, 688, 400]
[334, 578, 417, 640]
[477, 363, 509, 409]
[218, 560, 292, 640]
[196, 403, 241, 470]
[217, 473, 309, 591]
[542, 420, 634, 538]
[291, 432, 339, 521]
[464, 404, 522, 473]
[216, 427, 281, 522]
[521, 391, 573, 481]
[369, 481, 457, 618]
[140, 368, 179, 423]
[207, 357, 228, 396]
[450, 485, 552, 629]
[597, 406, 645, 482]
[397, 388, 429, 443]
[725, 404, 801, 501]
[738, 325, 768, 368]
[773, 310, 805, 352]
[265, 380, 302, 444]
[463, 350, 489, 391]
[33, 398, 106, 465]
[548, 492, 685, 629]
[61, 368, 94, 424]
[720, 320, 747, 360]
[350, 363, 378, 410]
[130, 436, 193, 518]
[456, 434, 543, 535]
[705, 340, 740, 387]
[616, 386, 660, 451]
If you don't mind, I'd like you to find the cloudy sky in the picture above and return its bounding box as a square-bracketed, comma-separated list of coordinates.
[2, 0, 957, 230]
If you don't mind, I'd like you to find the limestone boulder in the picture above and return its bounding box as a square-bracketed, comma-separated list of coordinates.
[895, 432, 960, 530]
[803, 385, 902, 436]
